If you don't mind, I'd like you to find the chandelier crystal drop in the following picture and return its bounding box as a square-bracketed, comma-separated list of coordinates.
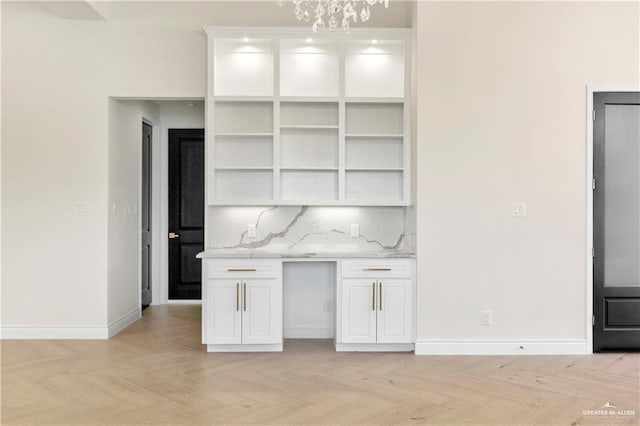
[278, 0, 390, 32]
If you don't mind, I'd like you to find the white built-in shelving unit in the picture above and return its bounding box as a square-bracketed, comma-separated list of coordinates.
[205, 27, 411, 206]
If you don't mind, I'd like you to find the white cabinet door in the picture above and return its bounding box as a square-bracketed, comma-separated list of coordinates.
[205, 279, 242, 344]
[376, 279, 413, 344]
[341, 279, 377, 343]
[242, 279, 282, 345]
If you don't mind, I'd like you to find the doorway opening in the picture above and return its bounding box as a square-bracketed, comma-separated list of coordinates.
[141, 121, 153, 309]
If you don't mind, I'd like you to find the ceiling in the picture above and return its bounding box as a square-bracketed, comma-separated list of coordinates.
[37, 1, 414, 28]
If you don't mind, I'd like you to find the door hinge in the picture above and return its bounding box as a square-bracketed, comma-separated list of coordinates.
[592, 110, 596, 121]
[592, 178, 596, 190]
[592, 315, 595, 326]
[592, 246, 595, 258]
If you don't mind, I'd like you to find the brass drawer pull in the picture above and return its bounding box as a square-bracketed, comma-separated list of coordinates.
[236, 283, 240, 311]
[243, 282, 247, 312]
[372, 282, 376, 311]
[227, 268, 257, 272]
[363, 268, 392, 271]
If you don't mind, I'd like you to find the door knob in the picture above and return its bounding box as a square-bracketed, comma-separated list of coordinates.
[168, 232, 180, 239]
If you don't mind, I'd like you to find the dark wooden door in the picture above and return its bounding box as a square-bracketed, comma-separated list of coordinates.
[593, 92, 640, 351]
[168, 129, 205, 300]
[141, 122, 152, 308]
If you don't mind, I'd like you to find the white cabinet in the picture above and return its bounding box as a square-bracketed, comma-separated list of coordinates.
[202, 259, 282, 352]
[205, 28, 411, 206]
[338, 259, 415, 351]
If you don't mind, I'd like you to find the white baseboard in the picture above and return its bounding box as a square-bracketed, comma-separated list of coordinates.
[414, 339, 589, 355]
[1, 307, 141, 340]
[1, 325, 109, 339]
[284, 326, 334, 339]
[108, 307, 141, 338]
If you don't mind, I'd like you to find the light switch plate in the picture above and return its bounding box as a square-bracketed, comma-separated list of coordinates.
[247, 224, 257, 238]
[350, 224, 360, 238]
[512, 202, 527, 217]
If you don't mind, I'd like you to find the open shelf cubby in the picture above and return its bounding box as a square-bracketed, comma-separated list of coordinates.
[345, 41, 405, 98]
[346, 136, 403, 169]
[214, 39, 275, 97]
[214, 169, 273, 203]
[280, 40, 340, 97]
[281, 170, 338, 202]
[346, 103, 404, 135]
[345, 170, 404, 203]
[280, 102, 339, 127]
[215, 101, 273, 134]
[214, 135, 273, 168]
[281, 128, 338, 169]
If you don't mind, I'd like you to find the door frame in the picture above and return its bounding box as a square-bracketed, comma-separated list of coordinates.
[141, 117, 158, 311]
[156, 121, 205, 305]
[586, 85, 640, 353]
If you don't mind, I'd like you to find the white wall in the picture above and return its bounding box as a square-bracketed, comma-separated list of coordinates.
[107, 99, 159, 332]
[1, 2, 206, 337]
[414, 2, 639, 353]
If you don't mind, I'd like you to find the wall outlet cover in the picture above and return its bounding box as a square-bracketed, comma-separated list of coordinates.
[350, 224, 360, 238]
[481, 310, 493, 326]
[511, 202, 527, 217]
[73, 202, 90, 216]
[247, 224, 257, 238]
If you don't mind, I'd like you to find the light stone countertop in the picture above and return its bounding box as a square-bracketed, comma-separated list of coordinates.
[197, 249, 415, 259]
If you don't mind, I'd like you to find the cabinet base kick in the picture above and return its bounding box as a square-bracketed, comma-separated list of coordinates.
[207, 343, 283, 353]
[335, 343, 414, 353]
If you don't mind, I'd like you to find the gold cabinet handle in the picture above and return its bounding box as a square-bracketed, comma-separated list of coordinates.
[372, 282, 376, 311]
[243, 282, 247, 312]
[363, 268, 392, 271]
[168, 232, 180, 239]
[379, 281, 383, 311]
[227, 268, 257, 272]
[236, 282, 240, 311]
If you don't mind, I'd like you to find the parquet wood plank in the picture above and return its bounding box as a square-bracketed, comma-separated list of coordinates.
[2, 305, 638, 425]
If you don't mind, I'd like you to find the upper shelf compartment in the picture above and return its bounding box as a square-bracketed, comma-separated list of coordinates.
[280, 40, 340, 98]
[345, 41, 405, 98]
[214, 39, 275, 96]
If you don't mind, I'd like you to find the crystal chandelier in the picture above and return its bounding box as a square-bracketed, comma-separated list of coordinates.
[278, 0, 390, 32]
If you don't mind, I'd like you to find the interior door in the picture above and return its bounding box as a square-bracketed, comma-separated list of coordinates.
[593, 92, 640, 351]
[242, 279, 282, 344]
[141, 122, 152, 308]
[340, 279, 377, 343]
[168, 129, 205, 299]
[376, 279, 412, 344]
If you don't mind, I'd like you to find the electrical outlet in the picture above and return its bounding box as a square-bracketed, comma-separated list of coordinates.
[512, 202, 527, 217]
[323, 299, 333, 312]
[481, 310, 493, 326]
[247, 224, 257, 238]
[350, 224, 360, 238]
[73, 202, 90, 216]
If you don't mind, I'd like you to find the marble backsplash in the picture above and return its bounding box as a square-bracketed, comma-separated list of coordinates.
[208, 206, 415, 254]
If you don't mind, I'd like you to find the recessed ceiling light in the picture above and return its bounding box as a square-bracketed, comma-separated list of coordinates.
[243, 37, 250, 42]
[372, 39, 379, 44]
[306, 38, 313, 43]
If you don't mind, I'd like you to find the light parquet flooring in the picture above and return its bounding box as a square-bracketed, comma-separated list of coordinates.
[2, 305, 639, 425]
